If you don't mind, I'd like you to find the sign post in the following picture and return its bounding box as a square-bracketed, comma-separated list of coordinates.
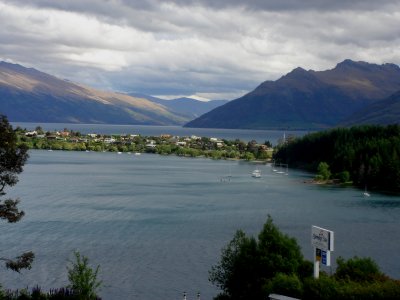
[311, 226, 334, 279]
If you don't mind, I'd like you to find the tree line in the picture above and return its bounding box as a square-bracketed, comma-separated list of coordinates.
[273, 125, 400, 193]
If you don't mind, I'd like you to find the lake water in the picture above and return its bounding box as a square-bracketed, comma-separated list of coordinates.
[2, 149, 400, 299]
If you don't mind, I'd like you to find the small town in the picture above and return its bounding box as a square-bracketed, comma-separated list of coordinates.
[18, 126, 275, 161]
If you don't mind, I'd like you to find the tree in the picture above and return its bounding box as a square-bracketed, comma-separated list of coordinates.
[209, 216, 307, 299]
[316, 162, 331, 181]
[0, 115, 34, 272]
[335, 256, 384, 282]
[67, 251, 102, 300]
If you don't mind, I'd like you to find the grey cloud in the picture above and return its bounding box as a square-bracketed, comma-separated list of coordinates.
[1, 0, 399, 100]
[3, 0, 399, 12]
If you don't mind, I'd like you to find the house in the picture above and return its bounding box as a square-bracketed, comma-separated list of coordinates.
[25, 131, 37, 137]
[59, 131, 70, 138]
[146, 140, 157, 148]
[104, 138, 116, 144]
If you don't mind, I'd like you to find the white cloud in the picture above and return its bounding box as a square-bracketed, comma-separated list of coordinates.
[0, 0, 399, 100]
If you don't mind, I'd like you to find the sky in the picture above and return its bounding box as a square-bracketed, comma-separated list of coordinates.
[0, 0, 399, 100]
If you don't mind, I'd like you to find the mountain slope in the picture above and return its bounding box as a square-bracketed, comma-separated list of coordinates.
[128, 93, 228, 120]
[341, 90, 400, 126]
[185, 60, 400, 130]
[0, 61, 188, 125]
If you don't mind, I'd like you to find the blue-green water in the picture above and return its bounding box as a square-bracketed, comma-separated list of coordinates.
[3, 150, 400, 299]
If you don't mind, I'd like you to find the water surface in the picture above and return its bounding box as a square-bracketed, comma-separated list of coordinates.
[3, 150, 400, 299]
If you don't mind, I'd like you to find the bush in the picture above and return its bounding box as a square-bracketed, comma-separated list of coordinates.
[264, 273, 303, 299]
[67, 252, 102, 300]
[337, 171, 350, 183]
[335, 256, 383, 282]
[303, 275, 340, 300]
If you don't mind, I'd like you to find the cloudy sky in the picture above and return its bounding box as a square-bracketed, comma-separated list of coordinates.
[1, 0, 399, 100]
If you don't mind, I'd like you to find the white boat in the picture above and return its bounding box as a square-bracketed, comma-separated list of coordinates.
[134, 152, 141, 156]
[252, 169, 261, 178]
[363, 192, 371, 197]
[363, 186, 370, 197]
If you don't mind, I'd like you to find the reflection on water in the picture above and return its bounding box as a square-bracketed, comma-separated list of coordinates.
[2, 150, 400, 300]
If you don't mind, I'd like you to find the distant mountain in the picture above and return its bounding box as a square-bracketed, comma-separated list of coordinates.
[340, 90, 400, 126]
[0, 61, 188, 125]
[185, 60, 400, 130]
[128, 93, 228, 120]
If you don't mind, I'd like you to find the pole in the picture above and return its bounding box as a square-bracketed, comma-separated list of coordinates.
[313, 247, 319, 279]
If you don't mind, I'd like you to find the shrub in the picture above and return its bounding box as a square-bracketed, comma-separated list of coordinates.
[67, 252, 102, 300]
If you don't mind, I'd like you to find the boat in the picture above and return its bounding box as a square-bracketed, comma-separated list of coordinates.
[134, 152, 141, 156]
[252, 169, 261, 178]
[363, 185, 370, 197]
[220, 165, 233, 182]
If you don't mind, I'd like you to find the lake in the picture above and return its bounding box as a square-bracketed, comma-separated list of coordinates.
[2, 149, 400, 299]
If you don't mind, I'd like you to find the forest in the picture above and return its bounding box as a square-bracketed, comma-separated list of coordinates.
[273, 125, 400, 193]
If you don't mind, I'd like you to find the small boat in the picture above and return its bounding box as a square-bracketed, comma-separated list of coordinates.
[252, 169, 261, 178]
[134, 152, 141, 156]
[363, 186, 370, 197]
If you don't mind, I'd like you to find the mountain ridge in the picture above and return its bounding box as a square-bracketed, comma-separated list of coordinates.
[0, 61, 188, 125]
[185, 60, 400, 129]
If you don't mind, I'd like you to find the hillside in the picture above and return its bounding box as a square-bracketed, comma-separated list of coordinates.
[341, 90, 400, 126]
[0, 61, 188, 125]
[128, 93, 228, 120]
[185, 60, 400, 130]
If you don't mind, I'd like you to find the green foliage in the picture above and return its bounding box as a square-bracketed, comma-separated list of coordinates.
[303, 275, 340, 300]
[243, 152, 255, 161]
[337, 171, 350, 183]
[303, 274, 400, 300]
[264, 273, 303, 299]
[0, 286, 102, 299]
[210, 215, 400, 299]
[335, 256, 383, 282]
[67, 252, 102, 300]
[0, 115, 34, 273]
[316, 162, 331, 181]
[209, 216, 307, 299]
[274, 125, 400, 193]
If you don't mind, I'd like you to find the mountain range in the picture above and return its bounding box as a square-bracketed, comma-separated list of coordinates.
[185, 60, 400, 129]
[128, 93, 228, 121]
[0, 62, 224, 125]
[1, 60, 399, 129]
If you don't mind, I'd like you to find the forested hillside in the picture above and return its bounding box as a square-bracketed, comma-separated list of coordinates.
[273, 125, 400, 193]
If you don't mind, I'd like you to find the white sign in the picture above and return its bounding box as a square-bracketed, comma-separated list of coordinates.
[311, 226, 334, 251]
